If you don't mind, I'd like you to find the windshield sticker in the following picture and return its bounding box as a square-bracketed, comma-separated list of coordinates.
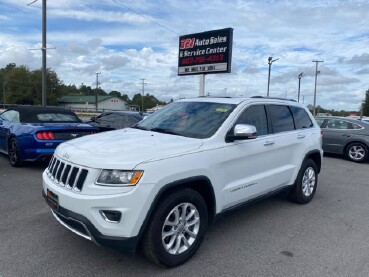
[215, 108, 228, 113]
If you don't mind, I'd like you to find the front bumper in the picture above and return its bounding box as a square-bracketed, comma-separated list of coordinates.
[42, 190, 139, 255]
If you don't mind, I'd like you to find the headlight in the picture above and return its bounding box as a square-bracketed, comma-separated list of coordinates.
[96, 170, 143, 186]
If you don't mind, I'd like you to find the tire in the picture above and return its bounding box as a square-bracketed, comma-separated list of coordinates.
[289, 159, 318, 204]
[8, 138, 23, 167]
[345, 142, 368, 163]
[142, 188, 208, 267]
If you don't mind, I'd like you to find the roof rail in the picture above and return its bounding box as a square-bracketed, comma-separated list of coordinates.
[251, 96, 297, 102]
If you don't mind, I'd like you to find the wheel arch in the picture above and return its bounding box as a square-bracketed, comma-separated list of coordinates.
[137, 176, 216, 241]
[6, 133, 17, 152]
[303, 150, 322, 173]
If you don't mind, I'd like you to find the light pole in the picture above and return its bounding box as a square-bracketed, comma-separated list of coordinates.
[140, 78, 147, 112]
[312, 60, 323, 116]
[297, 72, 303, 102]
[95, 72, 101, 112]
[267, 56, 279, 97]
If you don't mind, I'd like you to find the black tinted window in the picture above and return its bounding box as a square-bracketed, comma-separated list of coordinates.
[236, 105, 268, 136]
[290, 106, 313, 129]
[268, 105, 294, 133]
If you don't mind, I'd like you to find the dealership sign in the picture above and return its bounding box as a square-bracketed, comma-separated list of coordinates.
[178, 28, 233, 75]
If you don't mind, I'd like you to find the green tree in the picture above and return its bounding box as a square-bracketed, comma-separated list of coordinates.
[121, 94, 131, 104]
[60, 84, 79, 96]
[1, 64, 63, 105]
[362, 89, 369, 116]
[109, 90, 121, 97]
[131, 93, 166, 111]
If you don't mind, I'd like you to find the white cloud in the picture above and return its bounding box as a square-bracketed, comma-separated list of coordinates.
[1, 0, 369, 110]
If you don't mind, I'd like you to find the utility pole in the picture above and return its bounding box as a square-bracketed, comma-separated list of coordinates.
[41, 0, 46, 106]
[28, 0, 51, 106]
[140, 78, 147, 112]
[267, 56, 279, 97]
[95, 72, 101, 112]
[312, 60, 323, 116]
[298, 72, 303, 102]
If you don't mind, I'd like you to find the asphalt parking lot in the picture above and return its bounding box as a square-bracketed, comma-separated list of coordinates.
[0, 155, 368, 277]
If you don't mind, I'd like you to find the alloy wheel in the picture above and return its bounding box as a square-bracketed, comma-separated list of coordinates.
[161, 202, 200, 255]
[348, 145, 366, 161]
[302, 167, 316, 197]
[9, 139, 19, 165]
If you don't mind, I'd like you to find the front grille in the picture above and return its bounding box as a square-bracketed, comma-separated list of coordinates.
[47, 156, 89, 192]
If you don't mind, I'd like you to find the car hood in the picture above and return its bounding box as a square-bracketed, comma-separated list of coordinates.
[55, 128, 204, 169]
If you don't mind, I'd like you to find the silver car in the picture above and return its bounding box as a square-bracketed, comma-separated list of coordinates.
[316, 116, 369, 163]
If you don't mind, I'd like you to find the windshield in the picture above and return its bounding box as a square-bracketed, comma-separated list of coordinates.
[135, 101, 236, 139]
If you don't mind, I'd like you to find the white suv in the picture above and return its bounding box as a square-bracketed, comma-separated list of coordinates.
[42, 97, 323, 267]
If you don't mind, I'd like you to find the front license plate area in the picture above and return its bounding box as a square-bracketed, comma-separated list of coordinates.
[46, 189, 59, 211]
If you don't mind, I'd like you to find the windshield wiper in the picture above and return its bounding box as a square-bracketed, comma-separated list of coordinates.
[150, 127, 180, 136]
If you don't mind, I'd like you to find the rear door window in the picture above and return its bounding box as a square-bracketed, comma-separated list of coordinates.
[267, 105, 295, 133]
[326, 119, 349, 129]
[290, 106, 313, 129]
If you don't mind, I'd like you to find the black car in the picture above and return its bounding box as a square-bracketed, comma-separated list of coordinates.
[88, 111, 146, 132]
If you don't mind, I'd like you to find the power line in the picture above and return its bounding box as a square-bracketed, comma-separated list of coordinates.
[111, 0, 180, 35]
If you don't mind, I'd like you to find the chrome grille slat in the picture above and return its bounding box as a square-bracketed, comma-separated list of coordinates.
[48, 156, 55, 171]
[56, 162, 65, 182]
[52, 160, 61, 178]
[47, 157, 88, 192]
[49, 157, 57, 173]
[73, 169, 83, 191]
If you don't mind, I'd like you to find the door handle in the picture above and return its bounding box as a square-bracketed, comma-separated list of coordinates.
[264, 141, 275, 146]
[297, 134, 305, 139]
[342, 134, 350, 137]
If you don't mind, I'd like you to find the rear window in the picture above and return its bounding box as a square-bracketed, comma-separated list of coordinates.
[36, 113, 81, 123]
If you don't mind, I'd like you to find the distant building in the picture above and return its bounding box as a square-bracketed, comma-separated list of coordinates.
[58, 96, 127, 111]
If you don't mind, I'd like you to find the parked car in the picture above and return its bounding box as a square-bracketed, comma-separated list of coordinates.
[316, 116, 369, 162]
[43, 97, 322, 267]
[0, 106, 98, 166]
[87, 111, 146, 132]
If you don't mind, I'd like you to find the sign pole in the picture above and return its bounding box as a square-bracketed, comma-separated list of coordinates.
[199, 74, 205, 96]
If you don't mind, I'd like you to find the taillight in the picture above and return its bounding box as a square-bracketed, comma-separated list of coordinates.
[90, 130, 97, 134]
[36, 131, 55, 140]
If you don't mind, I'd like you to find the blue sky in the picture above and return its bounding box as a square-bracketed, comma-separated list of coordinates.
[1, 0, 369, 111]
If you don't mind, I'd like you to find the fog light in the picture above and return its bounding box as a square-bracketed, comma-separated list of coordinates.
[99, 210, 122, 223]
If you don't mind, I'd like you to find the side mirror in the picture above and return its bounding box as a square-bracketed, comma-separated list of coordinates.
[90, 116, 96, 122]
[227, 124, 257, 142]
[234, 124, 257, 139]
